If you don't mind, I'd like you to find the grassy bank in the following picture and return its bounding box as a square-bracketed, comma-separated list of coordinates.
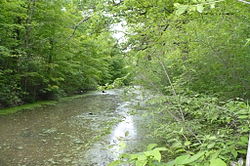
[0, 94, 89, 116]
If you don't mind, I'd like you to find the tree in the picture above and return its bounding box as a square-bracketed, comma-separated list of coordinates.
[0, 0, 128, 107]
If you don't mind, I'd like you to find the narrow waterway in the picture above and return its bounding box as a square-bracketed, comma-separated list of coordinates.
[0, 87, 153, 166]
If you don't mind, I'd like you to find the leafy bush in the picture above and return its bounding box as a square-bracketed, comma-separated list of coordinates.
[109, 144, 167, 166]
[98, 73, 132, 90]
[0, 70, 23, 107]
[133, 93, 249, 165]
[109, 90, 249, 166]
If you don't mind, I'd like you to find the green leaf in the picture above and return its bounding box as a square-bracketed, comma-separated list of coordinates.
[207, 143, 215, 149]
[196, 4, 204, 13]
[175, 154, 190, 164]
[240, 136, 249, 144]
[209, 158, 227, 166]
[154, 147, 167, 151]
[166, 160, 175, 166]
[186, 152, 205, 163]
[108, 160, 122, 166]
[129, 154, 139, 160]
[174, 3, 180, 7]
[237, 149, 247, 154]
[147, 144, 158, 150]
[210, 3, 215, 9]
[136, 159, 147, 166]
[174, 152, 205, 165]
[245, 38, 250, 46]
[231, 149, 238, 158]
[138, 154, 147, 161]
[184, 141, 191, 146]
[239, 115, 249, 119]
[175, 5, 188, 15]
[152, 149, 162, 162]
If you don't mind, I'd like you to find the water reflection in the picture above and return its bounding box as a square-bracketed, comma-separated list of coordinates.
[109, 102, 137, 157]
[80, 96, 140, 166]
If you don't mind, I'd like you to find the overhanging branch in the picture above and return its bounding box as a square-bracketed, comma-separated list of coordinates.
[67, 16, 91, 40]
[237, 0, 250, 4]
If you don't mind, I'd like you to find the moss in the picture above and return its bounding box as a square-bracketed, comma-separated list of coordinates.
[0, 101, 57, 115]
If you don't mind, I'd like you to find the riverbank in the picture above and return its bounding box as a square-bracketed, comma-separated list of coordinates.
[0, 94, 91, 116]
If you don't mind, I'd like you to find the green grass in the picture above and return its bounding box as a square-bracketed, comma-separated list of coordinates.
[0, 93, 90, 116]
[0, 101, 57, 116]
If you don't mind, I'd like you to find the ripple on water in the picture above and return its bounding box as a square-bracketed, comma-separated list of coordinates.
[0, 87, 154, 166]
[80, 88, 154, 166]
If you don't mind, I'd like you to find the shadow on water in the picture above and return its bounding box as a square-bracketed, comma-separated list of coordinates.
[0, 87, 153, 166]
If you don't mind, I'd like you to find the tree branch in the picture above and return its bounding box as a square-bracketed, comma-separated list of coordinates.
[67, 16, 91, 40]
[58, 16, 91, 47]
[237, 0, 250, 4]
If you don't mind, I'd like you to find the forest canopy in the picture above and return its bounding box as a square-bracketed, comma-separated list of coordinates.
[0, 0, 129, 108]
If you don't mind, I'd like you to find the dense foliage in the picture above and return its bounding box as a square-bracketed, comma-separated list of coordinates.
[0, 0, 249, 165]
[106, 0, 250, 165]
[0, 0, 129, 108]
[115, 0, 250, 99]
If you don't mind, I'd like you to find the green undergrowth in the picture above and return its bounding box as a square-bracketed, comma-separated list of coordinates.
[0, 93, 92, 116]
[0, 101, 57, 115]
[109, 91, 250, 166]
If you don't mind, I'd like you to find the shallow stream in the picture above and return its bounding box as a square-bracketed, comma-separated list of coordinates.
[0, 87, 153, 166]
